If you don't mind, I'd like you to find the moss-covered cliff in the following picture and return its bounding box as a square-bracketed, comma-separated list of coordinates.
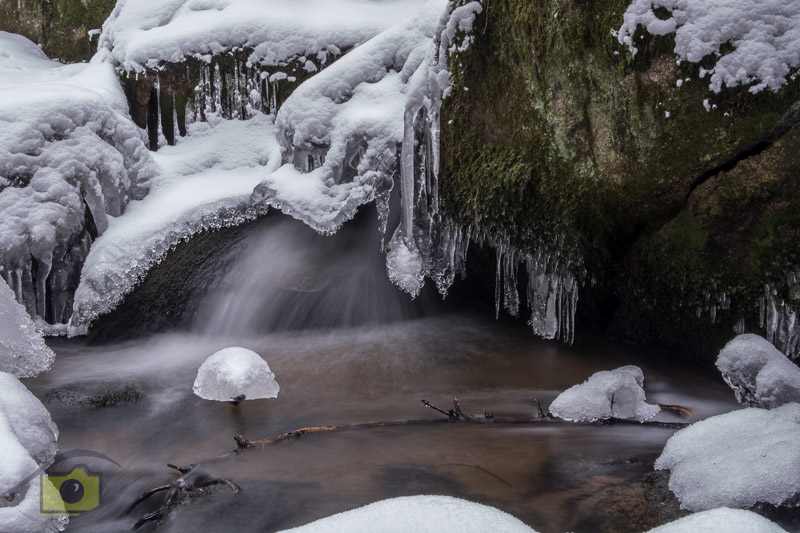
[0, 0, 114, 62]
[440, 0, 800, 360]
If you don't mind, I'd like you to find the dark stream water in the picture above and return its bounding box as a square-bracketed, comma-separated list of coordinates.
[28, 213, 741, 532]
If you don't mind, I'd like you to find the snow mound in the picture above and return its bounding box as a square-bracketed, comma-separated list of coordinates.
[655, 403, 800, 511]
[0, 372, 66, 532]
[648, 508, 787, 533]
[549, 365, 661, 422]
[0, 278, 54, 378]
[69, 114, 278, 334]
[193, 347, 279, 401]
[716, 334, 800, 408]
[279, 495, 536, 533]
[99, 0, 428, 73]
[618, 0, 800, 93]
[0, 32, 155, 325]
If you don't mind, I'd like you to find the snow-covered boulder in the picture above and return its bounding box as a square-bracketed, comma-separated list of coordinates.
[716, 334, 800, 408]
[647, 508, 787, 533]
[193, 347, 279, 402]
[278, 495, 536, 533]
[0, 32, 155, 325]
[656, 403, 800, 511]
[0, 278, 54, 378]
[0, 372, 65, 532]
[548, 365, 661, 422]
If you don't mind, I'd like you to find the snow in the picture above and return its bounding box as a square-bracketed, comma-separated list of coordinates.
[0, 372, 66, 532]
[655, 402, 800, 511]
[278, 495, 536, 533]
[648, 508, 787, 533]
[193, 347, 279, 401]
[618, 0, 800, 93]
[548, 366, 661, 422]
[69, 114, 278, 334]
[0, 32, 155, 324]
[716, 334, 800, 408]
[99, 0, 429, 73]
[0, 278, 54, 378]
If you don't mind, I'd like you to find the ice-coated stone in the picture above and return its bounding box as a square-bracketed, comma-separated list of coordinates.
[193, 347, 280, 401]
[716, 334, 800, 408]
[0, 278, 54, 378]
[549, 365, 661, 422]
[655, 403, 800, 511]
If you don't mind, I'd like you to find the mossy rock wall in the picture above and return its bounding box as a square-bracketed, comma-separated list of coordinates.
[440, 0, 800, 360]
[0, 0, 114, 62]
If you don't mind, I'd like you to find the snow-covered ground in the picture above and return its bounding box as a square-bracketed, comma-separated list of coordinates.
[648, 508, 787, 533]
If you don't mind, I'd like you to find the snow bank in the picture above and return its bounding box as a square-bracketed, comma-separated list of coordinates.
[0, 32, 155, 324]
[279, 495, 536, 533]
[656, 403, 800, 511]
[0, 372, 66, 532]
[193, 347, 279, 401]
[549, 366, 661, 422]
[0, 278, 54, 378]
[618, 0, 800, 93]
[99, 0, 428, 73]
[648, 508, 787, 533]
[69, 114, 278, 333]
[716, 334, 800, 408]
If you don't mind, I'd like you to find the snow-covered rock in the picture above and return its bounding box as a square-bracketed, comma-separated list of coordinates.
[548, 365, 661, 422]
[193, 347, 279, 401]
[99, 0, 429, 73]
[716, 334, 800, 408]
[617, 0, 800, 93]
[0, 278, 54, 378]
[647, 508, 787, 533]
[278, 495, 536, 533]
[0, 32, 155, 325]
[0, 372, 65, 532]
[655, 403, 800, 511]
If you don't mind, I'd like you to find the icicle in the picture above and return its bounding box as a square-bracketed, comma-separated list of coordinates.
[495, 245, 503, 319]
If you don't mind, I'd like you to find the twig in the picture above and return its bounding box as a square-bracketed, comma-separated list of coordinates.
[657, 403, 693, 418]
[534, 398, 548, 419]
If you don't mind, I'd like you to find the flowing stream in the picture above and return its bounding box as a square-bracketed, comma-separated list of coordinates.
[28, 212, 741, 533]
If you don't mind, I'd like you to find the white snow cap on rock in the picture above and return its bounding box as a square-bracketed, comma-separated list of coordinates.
[617, 0, 800, 93]
[0, 278, 54, 378]
[548, 365, 661, 422]
[0, 372, 66, 532]
[193, 347, 279, 401]
[656, 402, 800, 512]
[647, 507, 787, 533]
[716, 334, 800, 408]
[278, 495, 536, 533]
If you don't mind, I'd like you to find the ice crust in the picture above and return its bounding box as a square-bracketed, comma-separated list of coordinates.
[193, 347, 280, 401]
[655, 403, 800, 511]
[69, 114, 278, 334]
[99, 0, 429, 73]
[618, 0, 800, 93]
[716, 334, 800, 408]
[648, 508, 787, 533]
[549, 366, 661, 422]
[279, 495, 536, 533]
[0, 32, 155, 324]
[0, 278, 54, 377]
[0, 372, 66, 532]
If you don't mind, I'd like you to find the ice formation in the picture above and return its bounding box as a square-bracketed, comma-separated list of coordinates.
[0, 278, 55, 378]
[69, 115, 277, 333]
[193, 347, 280, 401]
[760, 282, 800, 360]
[0, 31, 155, 325]
[278, 495, 536, 533]
[549, 366, 661, 422]
[647, 508, 787, 533]
[655, 403, 800, 511]
[99, 0, 429, 73]
[0, 372, 66, 532]
[618, 0, 800, 93]
[716, 334, 800, 408]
